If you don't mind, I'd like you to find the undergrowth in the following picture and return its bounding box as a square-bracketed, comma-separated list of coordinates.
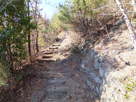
[124, 78, 136, 99]
[0, 63, 8, 86]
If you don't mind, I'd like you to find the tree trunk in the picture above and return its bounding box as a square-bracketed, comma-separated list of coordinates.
[28, 34, 31, 56]
[115, 0, 136, 49]
[132, 0, 136, 12]
[35, 29, 39, 53]
[35, 0, 39, 53]
[27, 0, 32, 61]
[7, 43, 14, 73]
[131, 0, 136, 18]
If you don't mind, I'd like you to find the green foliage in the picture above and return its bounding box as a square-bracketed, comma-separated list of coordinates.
[124, 78, 136, 99]
[45, 0, 108, 36]
[124, 92, 130, 99]
[58, 0, 107, 23]
[0, 0, 34, 74]
[58, 4, 73, 23]
[50, 13, 66, 32]
[44, 13, 70, 37]
[125, 80, 136, 92]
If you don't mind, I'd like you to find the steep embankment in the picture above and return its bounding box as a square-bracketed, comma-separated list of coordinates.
[80, 24, 136, 102]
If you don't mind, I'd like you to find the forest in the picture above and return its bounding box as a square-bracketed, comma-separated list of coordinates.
[0, 0, 136, 102]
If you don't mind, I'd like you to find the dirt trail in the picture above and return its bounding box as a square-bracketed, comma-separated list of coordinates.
[14, 42, 96, 102]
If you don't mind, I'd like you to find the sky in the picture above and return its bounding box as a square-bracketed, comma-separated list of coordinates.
[40, 0, 66, 20]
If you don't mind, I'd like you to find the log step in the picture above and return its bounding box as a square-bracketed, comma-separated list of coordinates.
[50, 46, 59, 49]
[42, 55, 53, 58]
[36, 59, 55, 63]
[49, 47, 58, 50]
[44, 52, 54, 54]
[52, 44, 60, 46]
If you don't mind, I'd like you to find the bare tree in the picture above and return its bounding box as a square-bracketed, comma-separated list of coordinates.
[34, 0, 39, 53]
[27, 0, 32, 61]
[115, 0, 136, 49]
[131, 0, 136, 18]
[31, 0, 40, 53]
[132, 0, 136, 11]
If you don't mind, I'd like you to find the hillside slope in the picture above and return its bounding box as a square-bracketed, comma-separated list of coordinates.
[81, 24, 136, 102]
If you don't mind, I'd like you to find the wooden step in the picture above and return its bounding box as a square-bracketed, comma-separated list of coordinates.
[36, 59, 45, 63]
[49, 47, 58, 50]
[36, 59, 55, 63]
[53, 43, 60, 45]
[50, 46, 59, 49]
[42, 55, 53, 58]
[52, 44, 60, 46]
[44, 59, 56, 62]
[44, 52, 54, 54]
